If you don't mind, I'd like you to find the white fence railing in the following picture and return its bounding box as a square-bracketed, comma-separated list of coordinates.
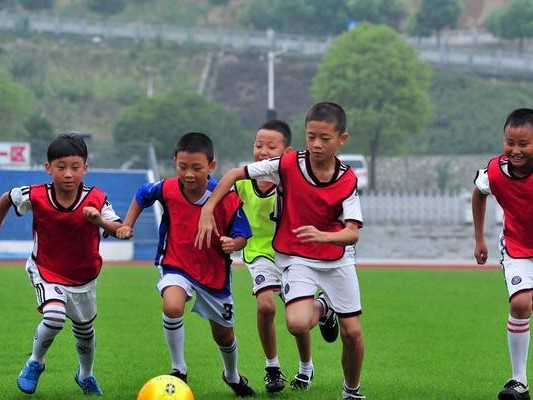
[360, 191, 501, 225]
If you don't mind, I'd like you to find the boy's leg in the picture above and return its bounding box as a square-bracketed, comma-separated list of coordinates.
[18, 300, 66, 394]
[499, 252, 533, 399]
[256, 290, 286, 393]
[69, 287, 103, 395]
[210, 322, 256, 397]
[256, 290, 278, 362]
[339, 315, 364, 390]
[162, 285, 189, 379]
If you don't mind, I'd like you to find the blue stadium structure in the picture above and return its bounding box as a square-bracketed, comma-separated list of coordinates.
[0, 168, 158, 261]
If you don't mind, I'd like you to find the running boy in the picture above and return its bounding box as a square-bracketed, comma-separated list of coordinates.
[234, 120, 313, 393]
[196, 102, 365, 399]
[0, 133, 123, 396]
[472, 108, 533, 400]
[116, 132, 256, 397]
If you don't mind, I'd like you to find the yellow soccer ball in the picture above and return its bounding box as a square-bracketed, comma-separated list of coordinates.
[137, 375, 194, 400]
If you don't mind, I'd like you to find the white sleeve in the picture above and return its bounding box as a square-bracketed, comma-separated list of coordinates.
[10, 186, 32, 216]
[101, 200, 121, 222]
[474, 169, 491, 195]
[246, 158, 281, 185]
[341, 188, 363, 225]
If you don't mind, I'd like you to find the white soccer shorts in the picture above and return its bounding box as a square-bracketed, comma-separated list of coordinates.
[281, 263, 362, 316]
[25, 258, 97, 323]
[246, 257, 283, 296]
[157, 271, 235, 327]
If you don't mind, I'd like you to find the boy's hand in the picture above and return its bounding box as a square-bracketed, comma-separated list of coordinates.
[83, 206, 102, 223]
[220, 236, 235, 254]
[293, 225, 326, 243]
[116, 225, 134, 240]
[195, 208, 219, 249]
[474, 240, 488, 265]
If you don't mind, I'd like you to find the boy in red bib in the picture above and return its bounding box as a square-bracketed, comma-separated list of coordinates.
[117, 132, 256, 397]
[196, 103, 365, 399]
[473, 108, 533, 400]
[0, 133, 123, 396]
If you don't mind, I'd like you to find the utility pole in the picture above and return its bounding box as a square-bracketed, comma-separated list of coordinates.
[266, 28, 277, 120]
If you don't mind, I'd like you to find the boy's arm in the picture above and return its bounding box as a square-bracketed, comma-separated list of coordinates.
[0, 192, 12, 227]
[116, 199, 143, 239]
[293, 221, 359, 247]
[472, 187, 488, 265]
[83, 206, 123, 237]
[195, 167, 247, 249]
[220, 236, 247, 254]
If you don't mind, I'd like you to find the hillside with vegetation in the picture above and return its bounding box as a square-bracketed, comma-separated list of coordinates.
[0, 0, 532, 166]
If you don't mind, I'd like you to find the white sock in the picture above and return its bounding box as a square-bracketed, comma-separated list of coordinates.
[508, 315, 530, 385]
[220, 339, 239, 383]
[31, 303, 66, 364]
[72, 319, 95, 379]
[163, 314, 186, 373]
[266, 356, 280, 368]
[299, 359, 314, 377]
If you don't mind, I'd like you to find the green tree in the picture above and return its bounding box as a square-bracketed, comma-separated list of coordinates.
[484, 0, 533, 53]
[408, 0, 461, 45]
[0, 68, 36, 140]
[347, 0, 406, 30]
[87, 0, 127, 17]
[238, 0, 351, 35]
[311, 23, 433, 191]
[19, 0, 55, 11]
[114, 89, 248, 164]
[24, 114, 54, 141]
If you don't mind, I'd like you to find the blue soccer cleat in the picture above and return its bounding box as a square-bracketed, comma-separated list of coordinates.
[17, 360, 45, 394]
[75, 367, 103, 396]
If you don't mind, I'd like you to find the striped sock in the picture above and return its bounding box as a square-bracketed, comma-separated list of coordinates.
[163, 314, 186, 373]
[508, 315, 530, 385]
[73, 318, 96, 379]
[31, 303, 66, 363]
[220, 339, 239, 383]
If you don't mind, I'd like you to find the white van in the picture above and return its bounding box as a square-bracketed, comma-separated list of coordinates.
[338, 154, 369, 193]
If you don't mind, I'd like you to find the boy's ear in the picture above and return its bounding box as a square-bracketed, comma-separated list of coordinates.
[44, 162, 51, 175]
[208, 160, 217, 173]
[283, 146, 294, 154]
[340, 132, 349, 146]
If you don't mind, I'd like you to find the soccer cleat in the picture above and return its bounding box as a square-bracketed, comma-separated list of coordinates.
[342, 385, 366, 399]
[498, 379, 530, 400]
[222, 371, 256, 397]
[75, 368, 103, 396]
[169, 369, 188, 383]
[17, 360, 45, 394]
[317, 292, 339, 343]
[264, 366, 286, 393]
[290, 372, 313, 390]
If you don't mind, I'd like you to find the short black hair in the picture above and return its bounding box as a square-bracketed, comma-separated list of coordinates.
[47, 133, 88, 163]
[174, 132, 214, 162]
[504, 108, 533, 131]
[305, 102, 346, 133]
[259, 119, 292, 146]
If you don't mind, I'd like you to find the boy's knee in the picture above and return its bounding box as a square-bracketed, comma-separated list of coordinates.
[212, 326, 235, 346]
[286, 318, 310, 336]
[257, 301, 276, 320]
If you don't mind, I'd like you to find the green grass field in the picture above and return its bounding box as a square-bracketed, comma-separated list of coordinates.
[0, 264, 524, 399]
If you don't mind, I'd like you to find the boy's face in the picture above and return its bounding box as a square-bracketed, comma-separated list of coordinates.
[305, 120, 348, 163]
[45, 155, 88, 194]
[503, 124, 533, 173]
[174, 151, 216, 195]
[253, 128, 289, 161]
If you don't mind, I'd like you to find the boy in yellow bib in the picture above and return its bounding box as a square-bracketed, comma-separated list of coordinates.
[234, 120, 313, 393]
